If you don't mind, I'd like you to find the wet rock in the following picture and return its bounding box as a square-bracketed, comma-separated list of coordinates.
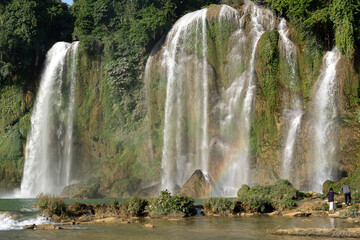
[179, 170, 216, 198]
[283, 212, 311, 217]
[268, 211, 280, 216]
[23, 224, 36, 229]
[272, 228, 360, 237]
[34, 224, 62, 230]
[93, 217, 119, 223]
[144, 223, 154, 228]
[78, 215, 94, 222]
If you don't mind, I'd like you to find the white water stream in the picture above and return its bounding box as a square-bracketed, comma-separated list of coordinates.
[220, 1, 275, 196]
[160, 8, 209, 193]
[278, 19, 303, 180]
[18, 41, 79, 197]
[311, 47, 341, 192]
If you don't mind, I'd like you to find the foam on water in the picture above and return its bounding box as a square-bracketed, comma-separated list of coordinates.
[0, 214, 51, 231]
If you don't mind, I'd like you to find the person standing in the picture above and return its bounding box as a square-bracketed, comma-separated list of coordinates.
[339, 184, 357, 206]
[326, 188, 336, 211]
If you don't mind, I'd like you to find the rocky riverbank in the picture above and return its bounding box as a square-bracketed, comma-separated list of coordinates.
[31, 180, 360, 230]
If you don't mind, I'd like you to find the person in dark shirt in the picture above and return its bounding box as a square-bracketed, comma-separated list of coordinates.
[326, 188, 336, 211]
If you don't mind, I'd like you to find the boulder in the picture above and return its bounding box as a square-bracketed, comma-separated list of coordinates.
[282, 212, 311, 217]
[34, 224, 62, 230]
[179, 170, 216, 198]
[23, 224, 36, 229]
[144, 223, 154, 228]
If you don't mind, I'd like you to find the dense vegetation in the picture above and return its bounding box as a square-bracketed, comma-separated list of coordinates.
[237, 180, 299, 212]
[37, 191, 196, 218]
[0, 0, 73, 85]
[224, 0, 360, 59]
[1, 0, 360, 196]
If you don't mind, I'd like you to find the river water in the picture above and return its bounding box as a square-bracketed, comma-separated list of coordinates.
[0, 199, 357, 240]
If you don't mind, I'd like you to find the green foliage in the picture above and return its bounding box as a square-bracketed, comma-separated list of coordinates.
[328, 166, 360, 195]
[203, 197, 233, 214]
[36, 193, 67, 216]
[298, 191, 312, 198]
[0, 0, 73, 85]
[125, 197, 148, 216]
[108, 198, 120, 208]
[329, 0, 358, 58]
[237, 180, 299, 212]
[147, 190, 195, 217]
[321, 202, 329, 211]
[276, 196, 296, 210]
[339, 204, 358, 218]
[257, 30, 280, 113]
[67, 201, 90, 217]
[322, 180, 341, 194]
[259, 0, 360, 59]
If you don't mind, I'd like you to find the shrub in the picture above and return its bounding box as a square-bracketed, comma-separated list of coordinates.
[36, 193, 67, 216]
[276, 196, 297, 210]
[147, 190, 195, 217]
[321, 202, 329, 211]
[246, 194, 273, 213]
[237, 180, 299, 212]
[322, 180, 341, 194]
[204, 197, 232, 215]
[339, 205, 358, 218]
[172, 194, 195, 216]
[108, 198, 119, 209]
[298, 192, 312, 198]
[125, 197, 148, 216]
[67, 201, 91, 217]
[237, 184, 250, 198]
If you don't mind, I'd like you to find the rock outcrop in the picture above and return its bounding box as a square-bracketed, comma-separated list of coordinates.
[179, 170, 216, 198]
[272, 228, 360, 238]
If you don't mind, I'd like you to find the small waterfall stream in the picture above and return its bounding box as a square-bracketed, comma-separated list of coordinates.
[310, 47, 341, 192]
[278, 19, 303, 180]
[19, 41, 79, 197]
[219, 1, 275, 196]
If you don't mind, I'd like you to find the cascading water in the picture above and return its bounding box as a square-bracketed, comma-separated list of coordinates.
[160, 8, 209, 193]
[310, 47, 341, 192]
[219, 1, 275, 196]
[148, 1, 278, 195]
[278, 19, 303, 180]
[19, 41, 79, 198]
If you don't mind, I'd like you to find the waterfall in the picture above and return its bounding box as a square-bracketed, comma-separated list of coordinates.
[278, 19, 303, 180]
[149, 1, 278, 195]
[310, 47, 341, 192]
[161, 9, 209, 193]
[219, 1, 275, 196]
[19, 41, 79, 198]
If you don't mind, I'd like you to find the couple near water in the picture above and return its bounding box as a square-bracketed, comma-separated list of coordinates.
[326, 184, 358, 211]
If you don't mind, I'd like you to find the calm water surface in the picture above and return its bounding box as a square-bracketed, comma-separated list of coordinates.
[0, 199, 357, 240]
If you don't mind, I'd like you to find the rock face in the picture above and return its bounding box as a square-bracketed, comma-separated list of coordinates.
[1, 2, 360, 197]
[179, 170, 216, 198]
